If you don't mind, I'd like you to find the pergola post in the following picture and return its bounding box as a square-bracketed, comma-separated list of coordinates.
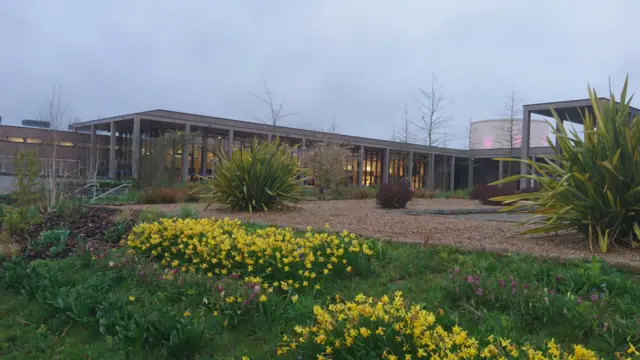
[498, 159, 504, 187]
[109, 121, 117, 179]
[428, 153, 435, 191]
[450, 155, 455, 191]
[357, 145, 364, 187]
[467, 158, 474, 189]
[382, 148, 390, 184]
[407, 151, 414, 187]
[520, 106, 531, 189]
[89, 124, 96, 178]
[200, 134, 208, 177]
[132, 117, 140, 180]
[181, 124, 190, 181]
[227, 129, 234, 158]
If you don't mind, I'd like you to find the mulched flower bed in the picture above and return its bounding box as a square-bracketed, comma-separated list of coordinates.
[14, 207, 135, 260]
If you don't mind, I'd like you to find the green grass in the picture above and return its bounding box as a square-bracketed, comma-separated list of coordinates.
[1, 224, 640, 359]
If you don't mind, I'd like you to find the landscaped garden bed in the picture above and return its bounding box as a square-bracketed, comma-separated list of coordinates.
[2, 218, 640, 359]
[120, 199, 640, 264]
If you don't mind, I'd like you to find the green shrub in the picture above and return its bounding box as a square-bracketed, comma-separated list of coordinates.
[54, 197, 85, 223]
[177, 205, 200, 219]
[2, 205, 40, 235]
[206, 139, 303, 212]
[137, 209, 170, 223]
[102, 220, 130, 243]
[493, 77, 640, 253]
[30, 229, 70, 256]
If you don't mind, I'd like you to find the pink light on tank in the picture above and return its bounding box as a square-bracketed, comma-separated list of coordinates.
[483, 138, 493, 149]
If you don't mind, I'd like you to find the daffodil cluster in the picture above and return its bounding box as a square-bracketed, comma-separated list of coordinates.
[126, 218, 375, 290]
[277, 292, 603, 359]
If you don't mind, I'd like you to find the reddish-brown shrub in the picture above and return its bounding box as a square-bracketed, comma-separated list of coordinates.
[376, 182, 414, 208]
[471, 183, 517, 206]
[137, 187, 186, 204]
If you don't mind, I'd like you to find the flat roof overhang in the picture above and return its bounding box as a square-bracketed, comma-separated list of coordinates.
[524, 97, 640, 125]
[71, 109, 468, 157]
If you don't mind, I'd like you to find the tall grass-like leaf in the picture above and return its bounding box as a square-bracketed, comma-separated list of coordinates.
[491, 76, 640, 253]
[205, 138, 304, 212]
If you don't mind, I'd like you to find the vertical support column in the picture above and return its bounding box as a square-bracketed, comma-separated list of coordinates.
[407, 151, 414, 187]
[498, 159, 504, 187]
[428, 153, 435, 191]
[181, 124, 190, 181]
[227, 129, 234, 158]
[450, 155, 456, 191]
[423, 156, 429, 190]
[382, 148, 390, 184]
[301, 138, 306, 151]
[467, 158, 474, 189]
[132, 117, 140, 180]
[89, 124, 96, 178]
[200, 134, 207, 177]
[109, 121, 117, 179]
[531, 155, 537, 189]
[357, 145, 364, 187]
[267, 133, 272, 142]
[520, 106, 531, 189]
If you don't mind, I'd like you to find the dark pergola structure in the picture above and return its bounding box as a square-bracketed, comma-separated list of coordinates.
[520, 98, 640, 189]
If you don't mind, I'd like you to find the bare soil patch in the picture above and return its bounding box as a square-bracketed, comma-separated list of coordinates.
[120, 199, 640, 263]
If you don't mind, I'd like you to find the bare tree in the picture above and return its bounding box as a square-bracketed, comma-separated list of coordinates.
[252, 79, 294, 135]
[498, 86, 522, 175]
[413, 74, 452, 147]
[396, 102, 414, 143]
[40, 82, 70, 211]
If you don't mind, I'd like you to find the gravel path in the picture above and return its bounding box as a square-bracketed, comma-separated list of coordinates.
[119, 199, 640, 263]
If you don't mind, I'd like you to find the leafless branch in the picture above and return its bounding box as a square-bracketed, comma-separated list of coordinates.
[412, 73, 452, 147]
[496, 86, 523, 175]
[395, 102, 415, 143]
[252, 78, 295, 133]
[39, 82, 69, 211]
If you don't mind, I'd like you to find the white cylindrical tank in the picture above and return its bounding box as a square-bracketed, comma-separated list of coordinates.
[469, 118, 549, 150]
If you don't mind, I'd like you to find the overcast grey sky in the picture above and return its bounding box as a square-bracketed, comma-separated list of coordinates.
[1, 0, 638, 148]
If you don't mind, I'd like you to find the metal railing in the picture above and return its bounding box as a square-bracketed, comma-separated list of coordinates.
[91, 183, 131, 202]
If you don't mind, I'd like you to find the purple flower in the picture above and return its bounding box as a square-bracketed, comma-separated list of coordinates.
[253, 284, 261, 293]
[523, 283, 530, 290]
[590, 293, 599, 303]
[172, 268, 179, 274]
[475, 288, 483, 296]
[555, 274, 562, 282]
[511, 280, 517, 289]
[243, 300, 249, 306]
[454, 266, 460, 273]
[249, 292, 256, 299]
[138, 270, 145, 277]
[498, 279, 505, 288]
[466, 275, 474, 284]
[576, 296, 583, 305]
[229, 273, 240, 280]
[216, 284, 224, 292]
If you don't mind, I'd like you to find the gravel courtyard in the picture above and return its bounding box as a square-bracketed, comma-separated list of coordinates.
[120, 199, 640, 263]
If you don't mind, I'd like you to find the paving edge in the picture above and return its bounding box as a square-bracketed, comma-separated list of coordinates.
[244, 220, 640, 273]
[91, 205, 640, 274]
